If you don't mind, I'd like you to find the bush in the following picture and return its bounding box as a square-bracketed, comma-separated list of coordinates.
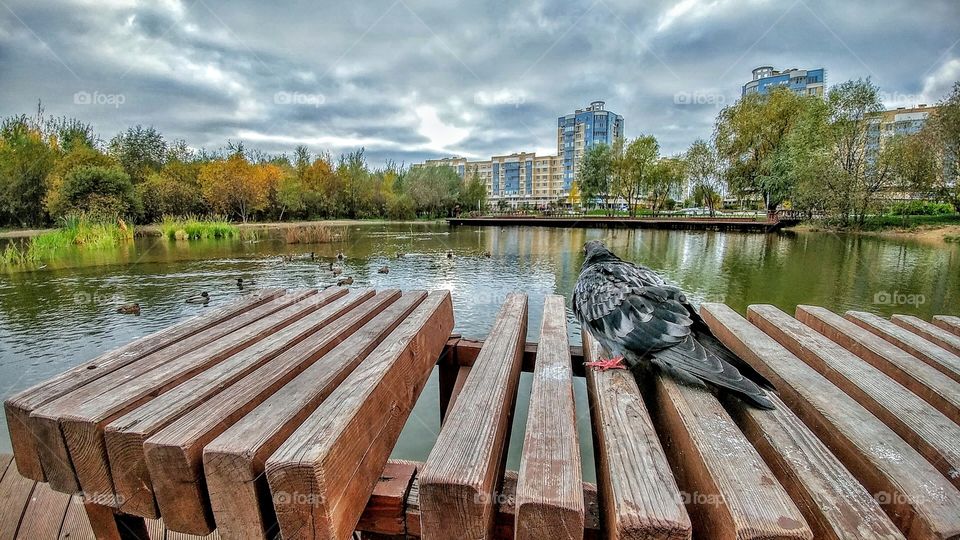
[49, 165, 138, 219]
[888, 201, 956, 216]
[159, 215, 238, 240]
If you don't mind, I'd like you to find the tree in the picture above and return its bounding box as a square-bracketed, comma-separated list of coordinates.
[885, 131, 940, 197]
[618, 135, 659, 217]
[0, 115, 56, 226]
[109, 126, 167, 184]
[459, 167, 487, 212]
[648, 157, 685, 214]
[54, 165, 137, 218]
[404, 165, 461, 217]
[198, 153, 277, 222]
[684, 139, 722, 216]
[715, 87, 812, 212]
[578, 143, 612, 213]
[929, 82, 960, 209]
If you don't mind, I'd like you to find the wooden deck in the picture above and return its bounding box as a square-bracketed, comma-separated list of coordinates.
[3, 288, 960, 539]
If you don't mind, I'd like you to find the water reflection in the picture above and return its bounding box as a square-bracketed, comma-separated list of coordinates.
[1, 223, 957, 482]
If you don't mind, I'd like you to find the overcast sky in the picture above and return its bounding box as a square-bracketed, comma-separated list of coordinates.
[2, 0, 958, 167]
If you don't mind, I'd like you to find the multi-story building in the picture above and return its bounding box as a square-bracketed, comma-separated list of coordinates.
[557, 101, 624, 191]
[742, 66, 826, 98]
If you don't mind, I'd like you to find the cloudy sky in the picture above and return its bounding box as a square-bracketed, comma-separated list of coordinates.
[2, 0, 958, 166]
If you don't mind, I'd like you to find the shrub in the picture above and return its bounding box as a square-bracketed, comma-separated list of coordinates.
[889, 201, 956, 216]
[159, 215, 239, 241]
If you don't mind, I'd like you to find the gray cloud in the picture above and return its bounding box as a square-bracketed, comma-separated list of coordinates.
[1, 0, 957, 166]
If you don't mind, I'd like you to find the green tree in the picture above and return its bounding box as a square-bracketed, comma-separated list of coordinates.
[109, 125, 167, 184]
[618, 135, 659, 217]
[0, 116, 56, 226]
[54, 165, 137, 218]
[684, 139, 722, 217]
[404, 165, 461, 217]
[648, 157, 685, 214]
[929, 82, 960, 209]
[577, 143, 612, 213]
[458, 167, 487, 212]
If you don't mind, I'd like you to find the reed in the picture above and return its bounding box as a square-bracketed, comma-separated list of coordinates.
[159, 215, 239, 241]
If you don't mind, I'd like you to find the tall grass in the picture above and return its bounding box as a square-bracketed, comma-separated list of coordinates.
[159, 215, 239, 241]
[283, 224, 349, 244]
[0, 213, 133, 268]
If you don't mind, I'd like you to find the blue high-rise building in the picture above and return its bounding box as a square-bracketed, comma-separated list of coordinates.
[742, 66, 826, 97]
[557, 101, 624, 191]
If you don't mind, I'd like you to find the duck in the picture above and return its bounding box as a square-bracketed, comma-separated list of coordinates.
[395, 251, 405, 258]
[446, 250, 453, 259]
[337, 276, 354, 286]
[378, 265, 389, 274]
[482, 250, 491, 258]
[186, 292, 210, 304]
[116, 303, 141, 315]
[336, 250, 345, 261]
[329, 262, 343, 275]
[237, 278, 255, 289]
[283, 252, 314, 262]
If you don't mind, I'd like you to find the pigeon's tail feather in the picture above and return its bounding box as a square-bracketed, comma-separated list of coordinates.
[650, 333, 775, 410]
[694, 328, 776, 391]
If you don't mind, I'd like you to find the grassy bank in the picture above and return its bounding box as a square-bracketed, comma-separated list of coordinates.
[1, 214, 134, 266]
[158, 216, 240, 241]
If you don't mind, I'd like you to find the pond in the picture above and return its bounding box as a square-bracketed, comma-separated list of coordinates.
[1, 222, 958, 482]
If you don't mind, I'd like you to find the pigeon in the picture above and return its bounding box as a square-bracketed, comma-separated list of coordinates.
[572, 240, 774, 409]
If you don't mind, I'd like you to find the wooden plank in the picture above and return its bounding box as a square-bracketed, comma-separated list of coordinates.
[146, 517, 165, 540]
[267, 291, 454, 540]
[726, 391, 905, 540]
[845, 310, 960, 384]
[797, 305, 960, 423]
[105, 289, 370, 518]
[750, 305, 960, 489]
[515, 295, 583, 540]
[355, 462, 418, 535]
[0, 458, 36, 540]
[147, 289, 404, 535]
[4, 289, 284, 482]
[583, 333, 691, 540]
[934, 315, 960, 337]
[892, 314, 960, 356]
[29, 289, 316, 494]
[202, 292, 426, 539]
[650, 371, 810, 539]
[58, 496, 96, 540]
[418, 293, 527, 540]
[79, 501, 149, 540]
[16, 481, 71, 540]
[701, 303, 960, 540]
[449, 339, 585, 375]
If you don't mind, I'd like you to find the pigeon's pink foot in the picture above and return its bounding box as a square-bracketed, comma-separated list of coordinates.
[585, 356, 626, 371]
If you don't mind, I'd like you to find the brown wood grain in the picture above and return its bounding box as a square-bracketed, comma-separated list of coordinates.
[16, 481, 71, 540]
[701, 303, 960, 540]
[146, 290, 402, 535]
[266, 291, 453, 540]
[418, 293, 527, 540]
[104, 288, 368, 518]
[201, 292, 427, 540]
[29, 289, 316, 494]
[3, 289, 284, 483]
[0, 458, 35, 540]
[58, 496, 96, 540]
[797, 305, 960, 423]
[845, 310, 960, 384]
[514, 295, 583, 540]
[933, 315, 960, 337]
[355, 462, 418, 535]
[650, 371, 811, 539]
[583, 333, 691, 540]
[892, 314, 960, 356]
[726, 391, 905, 540]
[442, 366, 470, 420]
[750, 305, 960, 489]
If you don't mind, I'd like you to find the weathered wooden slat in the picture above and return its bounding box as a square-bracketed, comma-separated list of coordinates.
[934, 315, 960, 337]
[450, 339, 585, 375]
[701, 303, 960, 540]
[58, 496, 96, 540]
[104, 289, 369, 518]
[750, 305, 960, 489]
[79, 501, 150, 540]
[30, 289, 317, 494]
[16, 481, 71, 540]
[845, 310, 960, 384]
[202, 292, 426, 539]
[267, 291, 454, 540]
[147, 290, 403, 535]
[515, 295, 583, 540]
[355, 462, 418, 535]
[0, 458, 36, 540]
[418, 293, 527, 540]
[797, 305, 960, 423]
[726, 391, 904, 540]
[650, 370, 811, 539]
[4, 289, 284, 482]
[892, 314, 960, 356]
[583, 334, 691, 540]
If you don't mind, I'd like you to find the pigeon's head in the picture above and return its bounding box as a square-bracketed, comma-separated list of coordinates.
[582, 240, 619, 266]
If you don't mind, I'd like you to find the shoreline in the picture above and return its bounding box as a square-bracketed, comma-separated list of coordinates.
[793, 223, 960, 243]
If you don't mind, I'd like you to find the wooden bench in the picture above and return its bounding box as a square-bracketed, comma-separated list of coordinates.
[6, 291, 960, 540]
[934, 315, 960, 336]
[845, 310, 960, 383]
[892, 314, 960, 356]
